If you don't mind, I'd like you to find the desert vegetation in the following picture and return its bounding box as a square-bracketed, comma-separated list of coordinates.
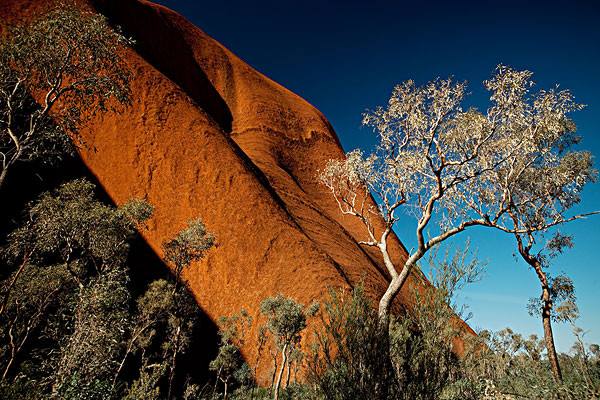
[0, 6, 131, 189]
[319, 64, 598, 384]
[199, 248, 600, 400]
[2, 197, 599, 400]
[0, 178, 214, 399]
[1, 3, 599, 400]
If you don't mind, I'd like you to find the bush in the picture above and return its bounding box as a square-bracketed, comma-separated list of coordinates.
[464, 326, 600, 399]
[307, 286, 391, 400]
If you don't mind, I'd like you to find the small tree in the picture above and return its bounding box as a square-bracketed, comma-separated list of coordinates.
[307, 286, 389, 400]
[467, 66, 596, 382]
[162, 219, 215, 283]
[0, 179, 152, 396]
[118, 278, 199, 400]
[53, 268, 131, 399]
[112, 279, 176, 392]
[308, 245, 482, 400]
[570, 326, 600, 398]
[260, 295, 317, 400]
[209, 310, 253, 399]
[161, 219, 215, 399]
[0, 5, 132, 189]
[319, 66, 597, 383]
[389, 244, 483, 400]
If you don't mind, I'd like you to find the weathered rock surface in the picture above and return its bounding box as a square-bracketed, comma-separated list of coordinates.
[1, 0, 472, 382]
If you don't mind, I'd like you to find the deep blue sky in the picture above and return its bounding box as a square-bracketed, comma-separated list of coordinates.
[154, 0, 600, 351]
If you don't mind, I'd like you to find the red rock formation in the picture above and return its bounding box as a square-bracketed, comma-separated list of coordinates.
[1, 0, 473, 382]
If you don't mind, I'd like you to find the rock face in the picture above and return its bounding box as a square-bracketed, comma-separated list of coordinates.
[1, 0, 472, 382]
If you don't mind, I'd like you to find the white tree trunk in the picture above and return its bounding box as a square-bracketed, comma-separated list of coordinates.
[273, 343, 288, 400]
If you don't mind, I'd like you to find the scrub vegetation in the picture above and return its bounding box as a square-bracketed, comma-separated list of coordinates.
[1, 4, 598, 400]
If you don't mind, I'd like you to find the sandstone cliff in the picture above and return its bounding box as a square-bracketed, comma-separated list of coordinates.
[0, 0, 470, 382]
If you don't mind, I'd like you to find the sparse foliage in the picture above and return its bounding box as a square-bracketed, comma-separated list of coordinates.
[0, 179, 151, 391]
[0, 5, 132, 189]
[465, 325, 600, 399]
[163, 219, 215, 280]
[307, 285, 390, 400]
[260, 295, 317, 400]
[161, 219, 215, 399]
[121, 278, 200, 400]
[527, 274, 578, 323]
[319, 65, 597, 383]
[210, 310, 253, 399]
[53, 268, 131, 399]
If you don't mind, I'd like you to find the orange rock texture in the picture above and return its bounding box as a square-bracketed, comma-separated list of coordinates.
[1, 0, 473, 382]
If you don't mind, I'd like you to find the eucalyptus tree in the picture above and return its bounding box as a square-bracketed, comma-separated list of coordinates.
[119, 279, 200, 400]
[209, 310, 253, 400]
[161, 219, 215, 399]
[162, 219, 215, 283]
[319, 65, 597, 382]
[0, 5, 132, 190]
[0, 179, 152, 394]
[260, 295, 318, 400]
[478, 66, 597, 382]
